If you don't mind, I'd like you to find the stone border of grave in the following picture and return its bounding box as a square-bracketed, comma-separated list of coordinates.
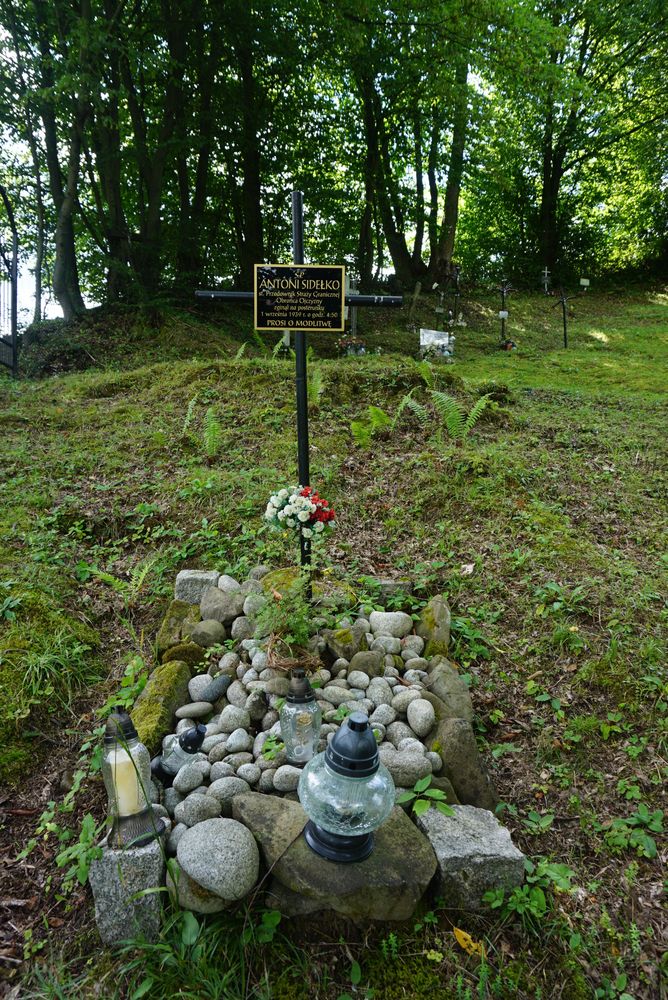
[90, 566, 525, 942]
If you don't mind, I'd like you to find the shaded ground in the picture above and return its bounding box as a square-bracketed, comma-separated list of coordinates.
[0, 288, 666, 999]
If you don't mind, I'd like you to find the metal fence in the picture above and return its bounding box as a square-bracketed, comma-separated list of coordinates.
[0, 185, 18, 377]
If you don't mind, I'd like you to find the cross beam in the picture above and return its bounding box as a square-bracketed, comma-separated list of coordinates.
[195, 190, 403, 575]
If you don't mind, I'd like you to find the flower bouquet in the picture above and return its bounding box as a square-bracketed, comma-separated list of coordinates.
[264, 486, 336, 539]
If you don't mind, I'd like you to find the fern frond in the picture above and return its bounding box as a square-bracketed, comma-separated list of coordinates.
[391, 388, 416, 431]
[464, 394, 493, 436]
[249, 329, 269, 355]
[430, 390, 466, 439]
[351, 420, 372, 447]
[404, 396, 430, 426]
[92, 570, 130, 596]
[129, 556, 158, 601]
[181, 396, 198, 435]
[307, 365, 325, 407]
[367, 405, 392, 433]
[415, 359, 435, 389]
[234, 342, 248, 360]
[272, 337, 290, 358]
[203, 407, 223, 460]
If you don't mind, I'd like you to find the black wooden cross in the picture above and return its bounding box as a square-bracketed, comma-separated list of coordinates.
[196, 191, 403, 571]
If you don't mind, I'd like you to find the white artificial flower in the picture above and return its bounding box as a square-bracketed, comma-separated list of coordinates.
[277, 509, 286, 520]
[286, 517, 296, 527]
[298, 511, 310, 522]
[314, 521, 324, 532]
[278, 489, 289, 499]
[302, 527, 313, 538]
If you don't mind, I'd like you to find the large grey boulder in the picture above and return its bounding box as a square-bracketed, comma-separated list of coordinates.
[166, 861, 229, 913]
[385, 749, 431, 787]
[407, 699, 436, 738]
[175, 570, 220, 604]
[368, 611, 413, 638]
[206, 776, 251, 815]
[425, 659, 473, 722]
[416, 595, 451, 656]
[200, 586, 246, 625]
[428, 718, 498, 811]
[322, 620, 368, 662]
[177, 818, 259, 901]
[348, 650, 384, 678]
[417, 805, 525, 910]
[269, 806, 437, 921]
[219, 705, 251, 733]
[174, 793, 220, 827]
[190, 619, 226, 648]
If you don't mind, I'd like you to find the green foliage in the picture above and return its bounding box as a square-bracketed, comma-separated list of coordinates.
[601, 804, 663, 859]
[351, 404, 392, 446]
[484, 858, 577, 934]
[429, 391, 494, 440]
[307, 364, 325, 409]
[0, 580, 22, 620]
[181, 396, 198, 436]
[54, 812, 105, 894]
[396, 775, 455, 817]
[118, 907, 247, 1000]
[261, 733, 285, 761]
[13, 630, 98, 719]
[254, 576, 313, 650]
[202, 406, 223, 463]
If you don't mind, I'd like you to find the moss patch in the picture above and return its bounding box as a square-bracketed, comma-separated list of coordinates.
[155, 600, 201, 659]
[131, 659, 190, 752]
[162, 642, 208, 673]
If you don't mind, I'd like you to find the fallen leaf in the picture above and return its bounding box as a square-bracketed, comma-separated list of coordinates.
[453, 927, 486, 957]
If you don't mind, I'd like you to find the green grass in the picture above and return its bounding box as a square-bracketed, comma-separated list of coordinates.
[2, 287, 667, 1000]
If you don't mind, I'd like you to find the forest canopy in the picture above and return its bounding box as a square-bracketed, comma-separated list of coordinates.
[0, 0, 666, 320]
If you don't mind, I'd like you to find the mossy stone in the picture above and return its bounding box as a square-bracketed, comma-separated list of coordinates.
[261, 567, 355, 608]
[155, 600, 200, 658]
[131, 659, 191, 753]
[416, 595, 451, 657]
[162, 642, 208, 673]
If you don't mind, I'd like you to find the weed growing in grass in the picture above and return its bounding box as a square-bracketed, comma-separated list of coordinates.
[118, 908, 251, 1000]
[17, 631, 98, 719]
[484, 858, 577, 935]
[203, 406, 223, 463]
[0, 580, 22, 620]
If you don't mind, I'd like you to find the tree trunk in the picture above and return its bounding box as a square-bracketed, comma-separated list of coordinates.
[34, 0, 86, 319]
[412, 112, 425, 267]
[232, 19, 265, 287]
[436, 55, 468, 270]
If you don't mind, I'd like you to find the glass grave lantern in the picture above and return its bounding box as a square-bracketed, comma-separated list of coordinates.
[153, 723, 207, 786]
[102, 711, 164, 849]
[298, 712, 395, 862]
[279, 668, 322, 765]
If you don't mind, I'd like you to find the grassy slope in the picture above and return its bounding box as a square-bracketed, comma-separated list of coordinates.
[0, 289, 666, 999]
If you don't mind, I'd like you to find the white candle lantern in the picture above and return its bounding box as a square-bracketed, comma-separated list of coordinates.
[102, 712, 164, 849]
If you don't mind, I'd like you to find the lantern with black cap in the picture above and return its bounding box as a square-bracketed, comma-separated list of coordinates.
[297, 712, 395, 862]
[279, 668, 322, 764]
[102, 711, 165, 849]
